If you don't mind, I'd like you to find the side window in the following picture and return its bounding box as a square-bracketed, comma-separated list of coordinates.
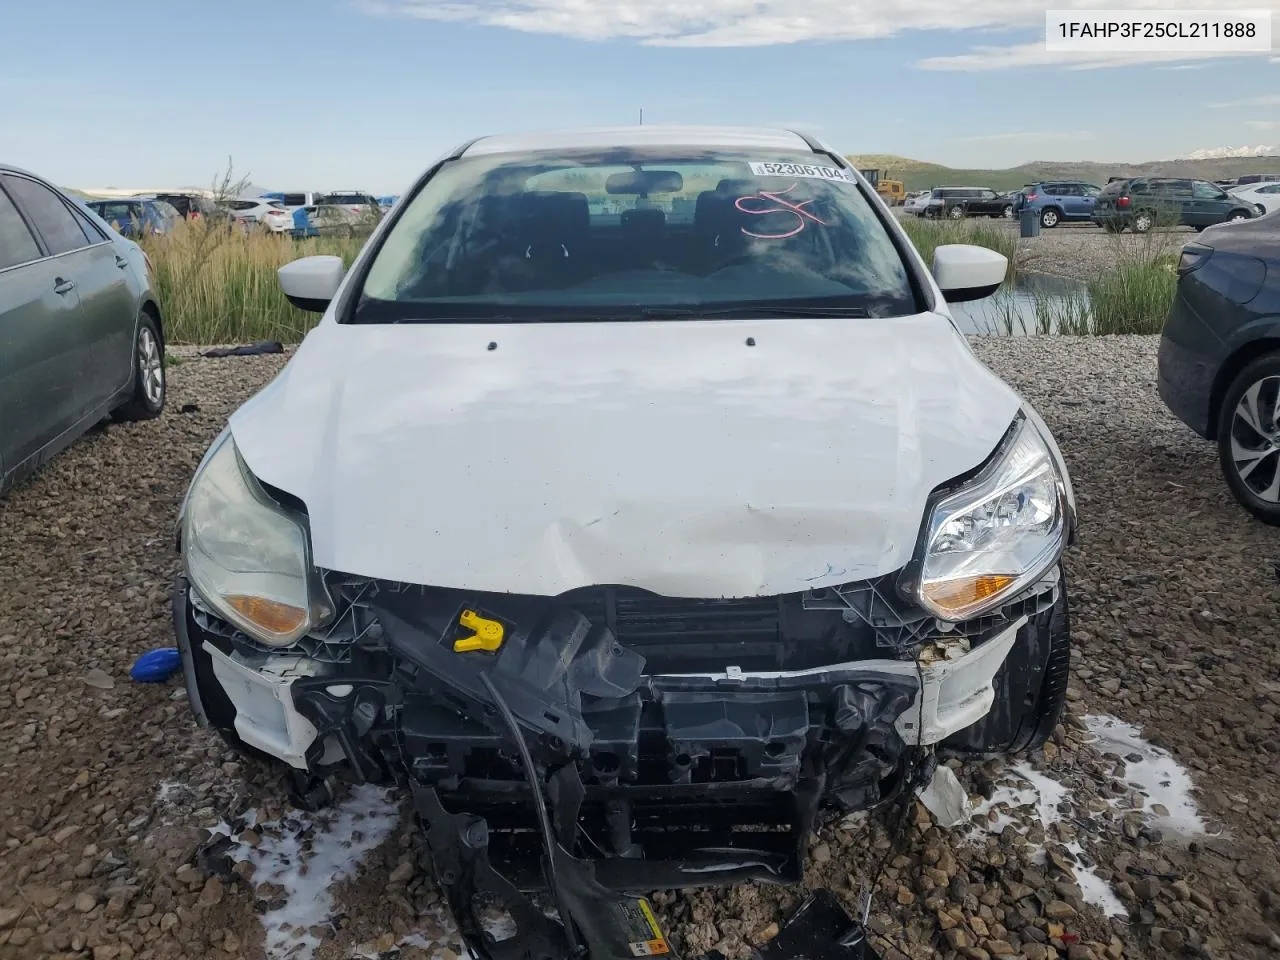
[71, 204, 108, 241]
[0, 185, 43, 270]
[1192, 181, 1224, 200]
[2, 175, 91, 255]
[1060, 185, 1082, 196]
[1258, 184, 1280, 194]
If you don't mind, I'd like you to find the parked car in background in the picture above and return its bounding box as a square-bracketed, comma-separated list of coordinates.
[1092, 178, 1258, 233]
[152, 192, 236, 228]
[1235, 174, 1280, 187]
[1157, 215, 1280, 523]
[0, 164, 166, 492]
[220, 198, 293, 233]
[1012, 181, 1102, 229]
[290, 198, 380, 238]
[902, 190, 931, 215]
[376, 194, 400, 211]
[1226, 182, 1280, 217]
[316, 191, 382, 228]
[262, 191, 322, 212]
[173, 128, 1076, 958]
[920, 186, 1012, 220]
[85, 197, 181, 238]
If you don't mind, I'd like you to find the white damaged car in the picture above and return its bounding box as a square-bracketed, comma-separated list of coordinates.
[172, 125, 1075, 951]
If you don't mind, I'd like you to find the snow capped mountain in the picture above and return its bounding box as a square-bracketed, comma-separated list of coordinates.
[1184, 145, 1279, 160]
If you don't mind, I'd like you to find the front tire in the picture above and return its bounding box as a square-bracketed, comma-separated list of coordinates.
[1216, 353, 1280, 525]
[948, 205, 965, 220]
[1001, 204, 1014, 219]
[113, 312, 166, 422]
[941, 570, 1070, 756]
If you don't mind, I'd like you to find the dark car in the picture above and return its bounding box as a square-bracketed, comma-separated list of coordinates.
[152, 193, 234, 225]
[1012, 181, 1102, 228]
[85, 198, 181, 238]
[1093, 178, 1257, 233]
[1157, 215, 1280, 522]
[920, 186, 1013, 220]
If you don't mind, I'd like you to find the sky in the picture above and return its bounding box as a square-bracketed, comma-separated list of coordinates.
[1, 0, 1278, 193]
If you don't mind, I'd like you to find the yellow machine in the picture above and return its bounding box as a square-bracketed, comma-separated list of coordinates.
[877, 179, 906, 205]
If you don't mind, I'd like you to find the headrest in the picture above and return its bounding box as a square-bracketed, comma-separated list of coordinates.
[621, 208, 665, 230]
[519, 191, 589, 238]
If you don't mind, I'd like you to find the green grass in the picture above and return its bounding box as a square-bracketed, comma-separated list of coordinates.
[898, 218, 1019, 284]
[1081, 255, 1177, 334]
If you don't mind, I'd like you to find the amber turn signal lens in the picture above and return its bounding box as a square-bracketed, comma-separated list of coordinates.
[922, 575, 1015, 616]
[225, 595, 307, 638]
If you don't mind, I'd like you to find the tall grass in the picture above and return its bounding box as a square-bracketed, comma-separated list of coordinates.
[140, 222, 362, 344]
[898, 218, 1019, 285]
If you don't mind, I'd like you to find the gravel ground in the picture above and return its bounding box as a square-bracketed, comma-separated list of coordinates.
[3, 337, 1280, 960]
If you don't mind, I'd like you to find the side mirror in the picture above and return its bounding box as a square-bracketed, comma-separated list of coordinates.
[932, 244, 1007, 303]
[279, 255, 344, 313]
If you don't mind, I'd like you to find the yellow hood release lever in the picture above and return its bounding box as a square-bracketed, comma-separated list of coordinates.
[453, 609, 505, 653]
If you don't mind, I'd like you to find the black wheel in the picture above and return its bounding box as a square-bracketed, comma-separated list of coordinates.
[1216, 352, 1280, 525]
[1039, 207, 1061, 228]
[941, 568, 1071, 756]
[112, 311, 166, 422]
[1132, 210, 1154, 233]
[1001, 204, 1014, 219]
[1229, 210, 1251, 223]
[948, 205, 965, 220]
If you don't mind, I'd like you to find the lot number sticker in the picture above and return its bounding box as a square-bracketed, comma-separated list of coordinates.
[748, 162, 857, 183]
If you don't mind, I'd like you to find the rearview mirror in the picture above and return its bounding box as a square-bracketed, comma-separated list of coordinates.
[606, 170, 684, 195]
[279, 255, 344, 313]
[932, 244, 1007, 303]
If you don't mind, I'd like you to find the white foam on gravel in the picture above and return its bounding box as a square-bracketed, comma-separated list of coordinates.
[959, 713, 1209, 919]
[226, 785, 402, 960]
[1082, 714, 1207, 838]
[965, 763, 1122, 917]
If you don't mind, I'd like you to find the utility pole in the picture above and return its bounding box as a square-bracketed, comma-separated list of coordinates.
[639, 107, 644, 126]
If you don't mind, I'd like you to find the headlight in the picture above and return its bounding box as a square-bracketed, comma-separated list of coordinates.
[909, 413, 1070, 621]
[181, 431, 325, 647]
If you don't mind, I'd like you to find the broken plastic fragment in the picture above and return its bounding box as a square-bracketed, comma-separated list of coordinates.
[917, 765, 972, 828]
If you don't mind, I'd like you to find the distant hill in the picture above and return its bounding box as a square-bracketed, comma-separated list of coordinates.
[845, 153, 1280, 192]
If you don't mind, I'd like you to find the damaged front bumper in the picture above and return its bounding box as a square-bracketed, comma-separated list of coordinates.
[173, 567, 1066, 892]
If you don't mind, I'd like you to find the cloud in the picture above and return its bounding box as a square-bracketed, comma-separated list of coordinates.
[1209, 94, 1280, 108]
[916, 41, 1273, 71]
[360, 0, 1280, 61]
[1247, 120, 1280, 131]
[955, 130, 1095, 143]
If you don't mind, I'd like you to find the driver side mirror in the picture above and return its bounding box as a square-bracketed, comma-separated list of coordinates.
[279, 255, 344, 313]
[932, 244, 1007, 303]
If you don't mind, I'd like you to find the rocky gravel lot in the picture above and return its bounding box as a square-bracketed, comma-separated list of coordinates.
[3, 336, 1280, 960]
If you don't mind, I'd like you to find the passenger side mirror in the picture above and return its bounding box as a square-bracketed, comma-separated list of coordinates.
[279, 255, 344, 313]
[932, 244, 1007, 303]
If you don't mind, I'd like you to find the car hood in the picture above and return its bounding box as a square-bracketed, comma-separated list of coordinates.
[229, 314, 1021, 598]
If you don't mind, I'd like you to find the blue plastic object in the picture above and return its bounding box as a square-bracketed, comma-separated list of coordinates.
[131, 647, 182, 683]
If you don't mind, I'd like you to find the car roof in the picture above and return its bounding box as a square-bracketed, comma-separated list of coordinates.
[460, 125, 818, 157]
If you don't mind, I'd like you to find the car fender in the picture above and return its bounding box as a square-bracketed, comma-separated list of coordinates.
[1207, 319, 1280, 437]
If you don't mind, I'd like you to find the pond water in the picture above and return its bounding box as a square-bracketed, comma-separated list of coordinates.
[948, 272, 1090, 336]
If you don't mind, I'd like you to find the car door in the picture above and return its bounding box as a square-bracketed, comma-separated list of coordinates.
[3, 173, 136, 417]
[1076, 183, 1100, 220]
[1191, 180, 1233, 225]
[1056, 184, 1085, 219]
[0, 178, 84, 475]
